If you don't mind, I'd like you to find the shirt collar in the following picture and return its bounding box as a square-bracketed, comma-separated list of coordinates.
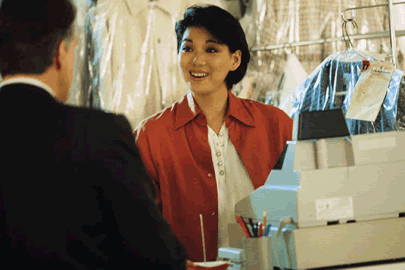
[174, 91, 202, 130]
[174, 91, 256, 130]
[0, 77, 56, 98]
[225, 91, 256, 127]
[126, 0, 181, 18]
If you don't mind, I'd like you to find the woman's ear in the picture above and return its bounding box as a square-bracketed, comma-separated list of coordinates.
[231, 50, 242, 71]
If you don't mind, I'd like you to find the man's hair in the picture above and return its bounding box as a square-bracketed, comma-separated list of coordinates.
[0, 0, 77, 76]
[175, 4, 251, 90]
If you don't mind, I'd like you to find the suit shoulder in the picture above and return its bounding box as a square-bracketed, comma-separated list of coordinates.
[61, 104, 125, 125]
[60, 104, 133, 139]
[60, 104, 140, 158]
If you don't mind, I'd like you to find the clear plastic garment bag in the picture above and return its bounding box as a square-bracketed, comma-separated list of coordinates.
[76, 0, 226, 129]
[286, 49, 404, 135]
[86, 0, 186, 129]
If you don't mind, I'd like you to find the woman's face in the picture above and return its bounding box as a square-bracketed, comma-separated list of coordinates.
[178, 26, 241, 96]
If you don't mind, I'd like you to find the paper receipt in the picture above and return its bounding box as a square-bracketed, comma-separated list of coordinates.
[346, 61, 395, 122]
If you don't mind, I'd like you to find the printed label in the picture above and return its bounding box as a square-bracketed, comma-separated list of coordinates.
[316, 196, 354, 221]
[346, 61, 395, 122]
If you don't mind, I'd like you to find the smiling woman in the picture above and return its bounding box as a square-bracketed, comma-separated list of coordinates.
[175, 5, 250, 92]
[133, 4, 293, 263]
[178, 27, 241, 98]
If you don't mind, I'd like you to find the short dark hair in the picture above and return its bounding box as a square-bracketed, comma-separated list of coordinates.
[175, 5, 250, 90]
[0, 0, 77, 76]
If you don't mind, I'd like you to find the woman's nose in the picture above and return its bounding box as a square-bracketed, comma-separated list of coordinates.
[192, 53, 206, 65]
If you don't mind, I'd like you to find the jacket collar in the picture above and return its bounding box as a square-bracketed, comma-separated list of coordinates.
[174, 91, 256, 130]
[0, 77, 56, 98]
[225, 91, 256, 127]
[174, 91, 201, 130]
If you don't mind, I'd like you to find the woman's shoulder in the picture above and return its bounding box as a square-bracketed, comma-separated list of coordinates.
[235, 97, 293, 140]
[236, 96, 291, 121]
[133, 96, 187, 136]
[134, 106, 175, 133]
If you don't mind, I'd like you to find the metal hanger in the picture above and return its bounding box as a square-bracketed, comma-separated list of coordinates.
[340, 10, 377, 62]
[341, 10, 358, 50]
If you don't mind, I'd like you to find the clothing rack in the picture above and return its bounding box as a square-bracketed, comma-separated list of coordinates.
[251, 0, 405, 68]
[388, 0, 397, 66]
[251, 30, 405, 52]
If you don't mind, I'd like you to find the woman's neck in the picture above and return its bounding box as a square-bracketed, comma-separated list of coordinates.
[193, 88, 229, 135]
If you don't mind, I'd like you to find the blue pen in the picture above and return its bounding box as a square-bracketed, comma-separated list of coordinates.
[263, 224, 272, 237]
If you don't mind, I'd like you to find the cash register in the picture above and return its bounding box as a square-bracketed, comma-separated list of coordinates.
[231, 109, 405, 269]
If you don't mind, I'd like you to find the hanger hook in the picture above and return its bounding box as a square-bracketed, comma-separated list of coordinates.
[283, 43, 292, 55]
[342, 9, 355, 23]
[341, 10, 358, 50]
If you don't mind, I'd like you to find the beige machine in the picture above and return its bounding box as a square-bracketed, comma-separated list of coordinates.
[235, 110, 405, 269]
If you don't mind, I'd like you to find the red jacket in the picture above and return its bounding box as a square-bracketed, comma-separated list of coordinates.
[134, 91, 292, 262]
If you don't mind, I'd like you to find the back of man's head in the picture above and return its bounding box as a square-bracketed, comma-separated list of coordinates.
[0, 0, 77, 77]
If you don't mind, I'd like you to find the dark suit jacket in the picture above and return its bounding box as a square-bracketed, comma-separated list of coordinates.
[0, 83, 187, 269]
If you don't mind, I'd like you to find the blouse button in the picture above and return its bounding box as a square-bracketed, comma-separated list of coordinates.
[208, 173, 213, 178]
[220, 170, 225, 175]
[216, 152, 222, 156]
[218, 161, 223, 166]
[219, 132, 224, 137]
[211, 212, 216, 215]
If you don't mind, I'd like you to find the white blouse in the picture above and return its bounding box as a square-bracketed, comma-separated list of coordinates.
[208, 123, 254, 249]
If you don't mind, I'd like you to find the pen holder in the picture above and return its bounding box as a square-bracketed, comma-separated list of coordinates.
[242, 237, 272, 270]
[228, 223, 246, 249]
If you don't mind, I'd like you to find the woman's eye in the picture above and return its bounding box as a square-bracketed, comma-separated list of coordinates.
[207, 47, 218, 53]
[182, 46, 192, 52]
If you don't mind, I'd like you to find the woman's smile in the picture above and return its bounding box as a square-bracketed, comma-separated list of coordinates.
[190, 71, 209, 79]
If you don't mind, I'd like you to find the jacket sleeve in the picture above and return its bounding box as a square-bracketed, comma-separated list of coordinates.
[133, 122, 162, 207]
[275, 107, 293, 144]
[96, 115, 187, 269]
[284, 115, 293, 142]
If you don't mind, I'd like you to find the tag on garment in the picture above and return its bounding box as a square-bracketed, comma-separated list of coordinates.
[346, 60, 395, 122]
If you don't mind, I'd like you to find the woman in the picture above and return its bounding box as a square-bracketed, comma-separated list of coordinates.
[134, 4, 292, 262]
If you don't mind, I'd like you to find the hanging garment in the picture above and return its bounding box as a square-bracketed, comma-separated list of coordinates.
[69, 0, 99, 108]
[89, 0, 224, 129]
[266, 53, 308, 115]
[289, 50, 403, 135]
[396, 77, 405, 130]
[238, 0, 393, 104]
[92, 0, 180, 129]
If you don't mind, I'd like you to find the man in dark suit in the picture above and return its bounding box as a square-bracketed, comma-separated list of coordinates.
[0, 0, 187, 269]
